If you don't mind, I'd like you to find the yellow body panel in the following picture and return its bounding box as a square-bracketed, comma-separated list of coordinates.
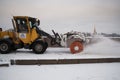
[18, 33, 31, 44]
[0, 31, 20, 44]
[0, 30, 39, 44]
[15, 29, 39, 44]
[0, 31, 14, 39]
[31, 28, 39, 42]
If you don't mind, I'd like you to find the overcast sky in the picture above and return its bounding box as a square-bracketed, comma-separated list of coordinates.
[0, 0, 120, 34]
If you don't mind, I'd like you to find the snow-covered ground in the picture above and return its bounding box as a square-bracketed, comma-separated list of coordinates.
[0, 63, 120, 80]
[0, 38, 120, 80]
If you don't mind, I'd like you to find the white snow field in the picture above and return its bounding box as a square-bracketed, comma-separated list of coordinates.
[0, 63, 120, 80]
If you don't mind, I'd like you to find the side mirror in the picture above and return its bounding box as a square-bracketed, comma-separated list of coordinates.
[0, 28, 2, 31]
[35, 19, 40, 26]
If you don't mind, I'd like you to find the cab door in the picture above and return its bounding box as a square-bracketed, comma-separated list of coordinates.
[14, 17, 31, 44]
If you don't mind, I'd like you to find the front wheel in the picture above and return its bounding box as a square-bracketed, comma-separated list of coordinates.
[0, 41, 11, 54]
[70, 41, 83, 54]
[32, 41, 46, 54]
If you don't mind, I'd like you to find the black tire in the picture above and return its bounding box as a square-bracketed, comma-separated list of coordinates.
[0, 41, 11, 54]
[43, 42, 48, 52]
[12, 48, 17, 51]
[32, 41, 46, 54]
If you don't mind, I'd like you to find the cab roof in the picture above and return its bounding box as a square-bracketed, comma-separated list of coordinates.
[13, 16, 37, 19]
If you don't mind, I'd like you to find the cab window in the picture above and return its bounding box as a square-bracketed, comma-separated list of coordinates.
[15, 18, 28, 33]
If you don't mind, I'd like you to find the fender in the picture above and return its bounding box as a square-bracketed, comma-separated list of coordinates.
[30, 38, 47, 49]
[0, 38, 13, 45]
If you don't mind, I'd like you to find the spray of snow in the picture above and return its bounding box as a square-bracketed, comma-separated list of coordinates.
[84, 37, 120, 55]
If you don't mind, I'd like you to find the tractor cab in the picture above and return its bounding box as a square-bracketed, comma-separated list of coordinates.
[12, 16, 40, 32]
[12, 16, 41, 44]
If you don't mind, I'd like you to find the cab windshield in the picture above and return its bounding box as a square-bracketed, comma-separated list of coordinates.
[15, 18, 28, 33]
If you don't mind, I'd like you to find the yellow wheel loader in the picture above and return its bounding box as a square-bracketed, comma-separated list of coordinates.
[0, 16, 85, 54]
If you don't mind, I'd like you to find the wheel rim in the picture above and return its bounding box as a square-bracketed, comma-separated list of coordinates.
[34, 44, 43, 52]
[74, 46, 79, 51]
[0, 43, 9, 51]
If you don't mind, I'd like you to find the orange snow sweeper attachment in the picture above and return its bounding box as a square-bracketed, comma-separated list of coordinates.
[70, 41, 83, 54]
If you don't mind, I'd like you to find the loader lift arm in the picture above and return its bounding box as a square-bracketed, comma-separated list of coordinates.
[35, 26, 61, 45]
[29, 17, 61, 45]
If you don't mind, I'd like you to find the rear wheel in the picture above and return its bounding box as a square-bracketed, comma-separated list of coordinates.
[32, 41, 46, 54]
[70, 41, 83, 54]
[0, 41, 11, 54]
